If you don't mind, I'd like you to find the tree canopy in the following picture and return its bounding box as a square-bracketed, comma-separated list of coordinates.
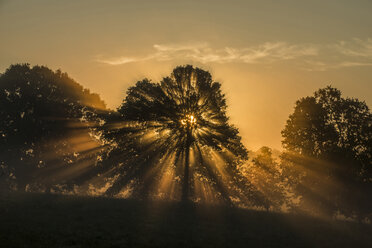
[0, 64, 106, 191]
[99, 65, 256, 205]
[3, 63, 370, 215]
[281, 86, 371, 216]
[282, 86, 371, 181]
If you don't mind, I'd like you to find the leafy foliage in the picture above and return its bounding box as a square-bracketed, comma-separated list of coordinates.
[281, 86, 371, 216]
[0, 64, 106, 191]
[100, 65, 256, 204]
[241, 147, 300, 212]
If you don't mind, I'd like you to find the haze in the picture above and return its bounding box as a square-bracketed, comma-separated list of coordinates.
[1, 0, 371, 150]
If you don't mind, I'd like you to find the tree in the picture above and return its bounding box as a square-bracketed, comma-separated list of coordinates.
[0, 64, 106, 191]
[100, 65, 256, 205]
[241, 147, 300, 212]
[281, 86, 371, 216]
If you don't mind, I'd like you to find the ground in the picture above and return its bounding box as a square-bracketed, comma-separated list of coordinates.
[0, 192, 371, 248]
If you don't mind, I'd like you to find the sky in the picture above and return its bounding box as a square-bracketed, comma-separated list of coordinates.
[1, 0, 372, 150]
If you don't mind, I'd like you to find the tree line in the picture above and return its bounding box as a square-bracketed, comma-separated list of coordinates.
[0, 64, 370, 218]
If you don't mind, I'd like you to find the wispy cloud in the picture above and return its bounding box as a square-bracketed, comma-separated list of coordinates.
[97, 57, 140, 65]
[96, 38, 372, 71]
[96, 42, 318, 65]
[334, 38, 372, 58]
[239, 42, 318, 63]
[304, 60, 372, 71]
[303, 38, 372, 71]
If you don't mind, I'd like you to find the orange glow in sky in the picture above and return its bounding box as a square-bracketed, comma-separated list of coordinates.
[1, 0, 371, 150]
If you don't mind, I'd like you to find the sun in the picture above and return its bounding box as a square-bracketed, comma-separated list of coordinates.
[180, 114, 197, 127]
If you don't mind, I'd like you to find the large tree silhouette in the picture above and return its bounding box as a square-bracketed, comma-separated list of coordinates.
[281, 86, 371, 216]
[0, 64, 106, 191]
[100, 65, 257, 205]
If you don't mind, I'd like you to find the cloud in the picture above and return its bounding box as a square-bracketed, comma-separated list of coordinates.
[239, 42, 318, 63]
[334, 38, 372, 57]
[96, 57, 140, 65]
[304, 60, 372, 71]
[159, 42, 319, 64]
[153, 42, 208, 53]
[303, 38, 372, 71]
[96, 42, 318, 66]
[96, 38, 372, 71]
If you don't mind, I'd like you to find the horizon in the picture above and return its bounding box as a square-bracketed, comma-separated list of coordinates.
[1, 0, 371, 150]
[1, 2, 372, 247]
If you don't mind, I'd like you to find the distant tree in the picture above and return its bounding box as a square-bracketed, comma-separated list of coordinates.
[241, 146, 300, 211]
[100, 65, 258, 205]
[281, 86, 371, 216]
[0, 64, 106, 191]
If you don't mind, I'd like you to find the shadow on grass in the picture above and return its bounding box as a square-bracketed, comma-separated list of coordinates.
[0, 192, 371, 248]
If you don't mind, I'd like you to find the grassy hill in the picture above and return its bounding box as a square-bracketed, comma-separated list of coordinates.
[0, 192, 371, 248]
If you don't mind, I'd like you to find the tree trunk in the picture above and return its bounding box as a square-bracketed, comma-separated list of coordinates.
[181, 127, 191, 202]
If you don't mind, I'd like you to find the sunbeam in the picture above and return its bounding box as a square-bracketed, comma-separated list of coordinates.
[94, 65, 260, 206]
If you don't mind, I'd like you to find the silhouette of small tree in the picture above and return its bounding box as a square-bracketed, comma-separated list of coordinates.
[101, 65, 255, 204]
[241, 147, 300, 211]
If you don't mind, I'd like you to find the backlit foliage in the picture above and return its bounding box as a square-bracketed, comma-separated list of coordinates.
[99, 65, 256, 204]
[0, 64, 107, 191]
[281, 86, 372, 217]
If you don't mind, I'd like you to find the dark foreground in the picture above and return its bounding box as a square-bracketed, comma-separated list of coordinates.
[0, 192, 371, 248]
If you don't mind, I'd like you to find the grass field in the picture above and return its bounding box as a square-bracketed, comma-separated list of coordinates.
[0, 192, 371, 248]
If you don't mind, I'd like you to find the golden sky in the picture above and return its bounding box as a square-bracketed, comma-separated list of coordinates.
[1, 0, 372, 150]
